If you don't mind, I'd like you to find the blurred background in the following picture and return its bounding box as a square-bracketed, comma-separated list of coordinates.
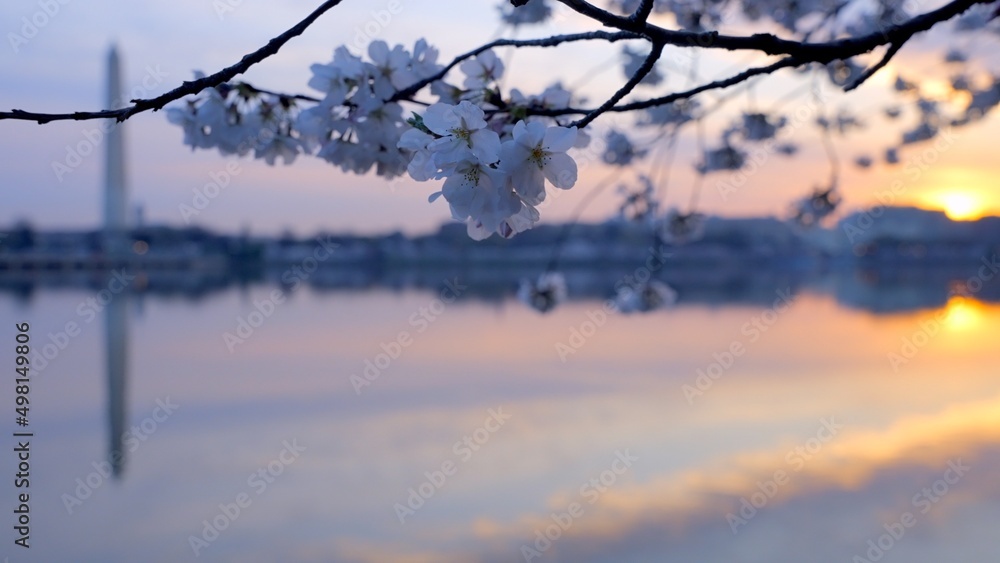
[2, 0, 1000, 562]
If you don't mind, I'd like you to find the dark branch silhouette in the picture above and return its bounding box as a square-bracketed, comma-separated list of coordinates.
[0, 0, 992, 127]
[570, 41, 665, 128]
[0, 0, 347, 124]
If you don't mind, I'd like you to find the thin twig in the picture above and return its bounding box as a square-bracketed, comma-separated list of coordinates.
[555, 0, 993, 60]
[570, 41, 665, 128]
[631, 0, 656, 23]
[844, 40, 906, 91]
[812, 73, 840, 187]
[0, 0, 348, 124]
[0, 0, 991, 126]
[235, 83, 322, 103]
[392, 30, 642, 100]
[532, 56, 803, 118]
[544, 168, 622, 273]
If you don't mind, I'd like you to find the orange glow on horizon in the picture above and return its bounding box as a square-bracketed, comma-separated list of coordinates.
[944, 297, 985, 332]
[919, 190, 987, 221]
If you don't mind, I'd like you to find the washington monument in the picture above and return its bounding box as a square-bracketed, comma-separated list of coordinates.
[105, 43, 129, 477]
[104, 44, 127, 236]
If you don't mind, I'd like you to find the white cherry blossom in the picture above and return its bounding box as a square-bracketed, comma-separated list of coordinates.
[518, 272, 567, 313]
[498, 0, 552, 25]
[440, 161, 520, 237]
[398, 128, 438, 181]
[368, 40, 418, 99]
[500, 120, 578, 206]
[460, 50, 504, 90]
[423, 101, 502, 166]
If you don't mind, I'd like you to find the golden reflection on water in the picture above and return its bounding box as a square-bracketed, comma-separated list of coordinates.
[10, 288, 1000, 562]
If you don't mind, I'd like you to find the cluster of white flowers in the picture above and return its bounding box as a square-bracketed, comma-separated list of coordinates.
[408, 100, 579, 239]
[166, 37, 589, 240]
[660, 208, 706, 245]
[166, 78, 302, 165]
[602, 130, 648, 166]
[697, 143, 746, 173]
[518, 272, 568, 313]
[610, 177, 707, 245]
[616, 175, 660, 223]
[838, 0, 912, 37]
[615, 279, 677, 313]
[737, 112, 787, 141]
[294, 40, 444, 177]
[742, 0, 841, 32]
[791, 184, 841, 227]
[639, 99, 698, 127]
[392, 49, 583, 240]
[162, 0, 999, 246]
[497, 0, 552, 25]
[962, 78, 1000, 122]
[622, 46, 665, 86]
[954, 3, 996, 30]
[854, 155, 873, 168]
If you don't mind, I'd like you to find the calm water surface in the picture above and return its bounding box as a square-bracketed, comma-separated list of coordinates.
[2, 280, 998, 562]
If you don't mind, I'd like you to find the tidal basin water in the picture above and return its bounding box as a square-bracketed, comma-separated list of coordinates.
[2, 275, 998, 562]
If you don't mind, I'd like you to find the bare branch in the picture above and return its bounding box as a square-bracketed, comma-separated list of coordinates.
[613, 57, 803, 113]
[532, 56, 802, 118]
[570, 41, 665, 128]
[234, 83, 322, 104]
[630, 0, 656, 24]
[0, 0, 992, 126]
[0, 0, 348, 124]
[531, 0, 992, 121]
[555, 0, 995, 60]
[392, 30, 642, 101]
[844, 41, 906, 91]
[555, 0, 641, 33]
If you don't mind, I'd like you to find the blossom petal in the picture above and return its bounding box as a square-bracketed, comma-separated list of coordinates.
[543, 126, 577, 152]
[466, 220, 492, 240]
[514, 120, 545, 148]
[368, 40, 389, 64]
[511, 166, 545, 205]
[422, 103, 459, 136]
[397, 128, 433, 151]
[453, 101, 487, 130]
[470, 129, 501, 164]
[543, 152, 578, 189]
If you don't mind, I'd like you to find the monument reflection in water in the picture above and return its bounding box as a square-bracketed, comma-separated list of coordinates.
[105, 292, 128, 478]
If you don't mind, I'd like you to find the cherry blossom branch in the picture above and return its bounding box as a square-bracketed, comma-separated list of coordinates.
[844, 41, 906, 91]
[553, 0, 994, 59]
[630, 0, 656, 24]
[233, 83, 322, 103]
[514, 0, 991, 121]
[0, 0, 992, 126]
[391, 30, 642, 101]
[570, 41, 665, 128]
[0, 0, 348, 124]
[531, 56, 802, 118]
[613, 56, 803, 112]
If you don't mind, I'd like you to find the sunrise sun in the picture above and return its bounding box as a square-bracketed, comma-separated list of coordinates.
[924, 191, 986, 221]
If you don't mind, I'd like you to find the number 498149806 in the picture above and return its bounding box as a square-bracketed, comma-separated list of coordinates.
[15, 323, 30, 423]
